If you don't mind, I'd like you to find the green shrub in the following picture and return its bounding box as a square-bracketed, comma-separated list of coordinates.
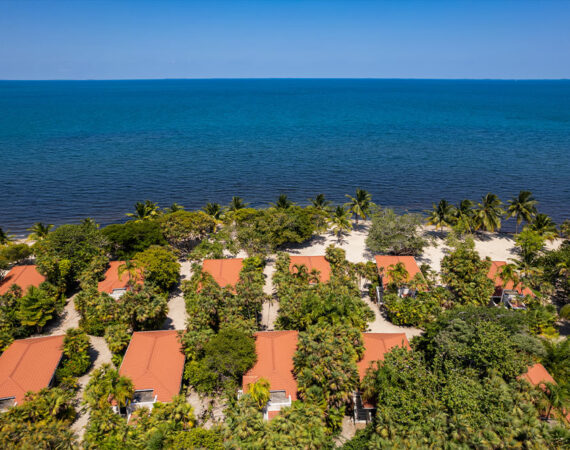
[56, 328, 91, 380]
[383, 291, 443, 327]
[102, 220, 166, 259]
[134, 245, 180, 292]
[366, 208, 428, 256]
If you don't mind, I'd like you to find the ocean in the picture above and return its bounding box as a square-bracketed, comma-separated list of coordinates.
[1, 79, 569, 235]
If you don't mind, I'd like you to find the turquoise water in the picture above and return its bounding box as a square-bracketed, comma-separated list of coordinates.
[1, 79, 569, 235]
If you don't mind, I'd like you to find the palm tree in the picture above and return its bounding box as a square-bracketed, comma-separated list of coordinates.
[27, 222, 53, 241]
[166, 202, 185, 213]
[387, 262, 410, 289]
[498, 263, 520, 289]
[0, 227, 11, 245]
[541, 382, 569, 420]
[272, 194, 293, 210]
[529, 213, 558, 240]
[84, 364, 134, 410]
[507, 191, 538, 233]
[228, 196, 248, 211]
[118, 260, 140, 287]
[81, 217, 98, 228]
[450, 199, 475, 234]
[248, 378, 271, 409]
[345, 189, 373, 224]
[309, 193, 331, 211]
[425, 199, 455, 231]
[126, 200, 160, 222]
[474, 193, 504, 232]
[203, 202, 223, 220]
[329, 206, 353, 242]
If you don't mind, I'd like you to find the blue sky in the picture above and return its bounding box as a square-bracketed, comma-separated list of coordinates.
[1, 0, 569, 79]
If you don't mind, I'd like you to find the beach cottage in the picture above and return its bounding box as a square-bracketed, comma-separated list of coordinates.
[374, 255, 421, 303]
[241, 331, 299, 420]
[116, 330, 185, 420]
[0, 335, 65, 411]
[202, 258, 244, 290]
[289, 255, 331, 283]
[98, 261, 142, 299]
[487, 261, 532, 309]
[0, 265, 46, 295]
[354, 333, 410, 423]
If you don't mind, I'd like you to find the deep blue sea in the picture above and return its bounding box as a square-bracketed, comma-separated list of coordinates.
[1, 79, 569, 236]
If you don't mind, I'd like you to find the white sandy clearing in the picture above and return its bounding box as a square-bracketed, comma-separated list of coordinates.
[71, 335, 113, 441]
[162, 259, 192, 330]
[186, 389, 226, 428]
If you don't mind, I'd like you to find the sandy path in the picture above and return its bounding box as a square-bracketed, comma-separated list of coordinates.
[71, 336, 113, 440]
[162, 259, 192, 330]
[44, 295, 81, 336]
[261, 260, 278, 330]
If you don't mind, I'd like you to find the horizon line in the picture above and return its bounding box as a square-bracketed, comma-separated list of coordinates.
[1, 77, 569, 82]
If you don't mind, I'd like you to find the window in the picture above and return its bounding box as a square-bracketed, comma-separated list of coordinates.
[0, 397, 15, 411]
[269, 390, 287, 403]
[133, 389, 155, 403]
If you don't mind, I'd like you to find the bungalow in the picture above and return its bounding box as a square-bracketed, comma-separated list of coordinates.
[98, 261, 142, 299]
[519, 363, 556, 388]
[117, 330, 185, 419]
[202, 258, 244, 289]
[0, 265, 46, 296]
[289, 255, 331, 283]
[374, 256, 421, 302]
[353, 333, 410, 423]
[488, 261, 532, 309]
[242, 330, 298, 420]
[0, 335, 65, 411]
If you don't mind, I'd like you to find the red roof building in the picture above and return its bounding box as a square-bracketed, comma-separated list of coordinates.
[488, 261, 533, 297]
[98, 261, 142, 297]
[0, 335, 65, 408]
[357, 333, 411, 381]
[202, 258, 244, 288]
[374, 256, 421, 288]
[520, 363, 556, 387]
[243, 331, 298, 419]
[0, 265, 46, 295]
[119, 330, 185, 405]
[289, 255, 331, 283]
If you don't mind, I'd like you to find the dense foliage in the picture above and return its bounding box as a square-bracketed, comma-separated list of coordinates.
[102, 220, 166, 259]
[159, 210, 216, 253]
[56, 328, 91, 381]
[134, 245, 180, 292]
[366, 208, 428, 256]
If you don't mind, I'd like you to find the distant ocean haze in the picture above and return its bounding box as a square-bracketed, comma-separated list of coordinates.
[0, 79, 569, 235]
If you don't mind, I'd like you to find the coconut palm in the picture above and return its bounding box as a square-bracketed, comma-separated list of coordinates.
[329, 206, 353, 242]
[84, 364, 134, 410]
[498, 263, 520, 289]
[166, 202, 185, 213]
[452, 199, 475, 233]
[27, 222, 53, 241]
[387, 262, 409, 288]
[540, 382, 570, 420]
[272, 194, 293, 210]
[529, 213, 558, 240]
[0, 227, 11, 245]
[228, 196, 248, 211]
[474, 193, 504, 232]
[425, 199, 455, 231]
[126, 200, 160, 222]
[118, 260, 140, 287]
[248, 378, 271, 409]
[345, 189, 373, 224]
[203, 202, 223, 221]
[309, 193, 332, 211]
[507, 191, 538, 233]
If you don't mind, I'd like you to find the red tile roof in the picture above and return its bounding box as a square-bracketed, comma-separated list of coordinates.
[202, 258, 244, 288]
[374, 256, 421, 288]
[243, 331, 298, 401]
[97, 261, 142, 294]
[289, 256, 331, 283]
[357, 333, 410, 381]
[0, 265, 46, 295]
[520, 363, 556, 387]
[119, 330, 185, 403]
[0, 335, 65, 404]
[488, 261, 533, 297]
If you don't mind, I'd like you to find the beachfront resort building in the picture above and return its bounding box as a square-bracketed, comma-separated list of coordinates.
[353, 333, 410, 422]
[374, 255, 421, 303]
[0, 264, 46, 295]
[242, 331, 299, 420]
[0, 335, 65, 411]
[116, 330, 185, 420]
[202, 258, 244, 290]
[98, 261, 142, 299]
[488, 261, 533, 309]
[289, 255, 331, 283]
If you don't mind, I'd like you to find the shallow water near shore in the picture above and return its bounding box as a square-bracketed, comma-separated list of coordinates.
[1, 79, 569, 235]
